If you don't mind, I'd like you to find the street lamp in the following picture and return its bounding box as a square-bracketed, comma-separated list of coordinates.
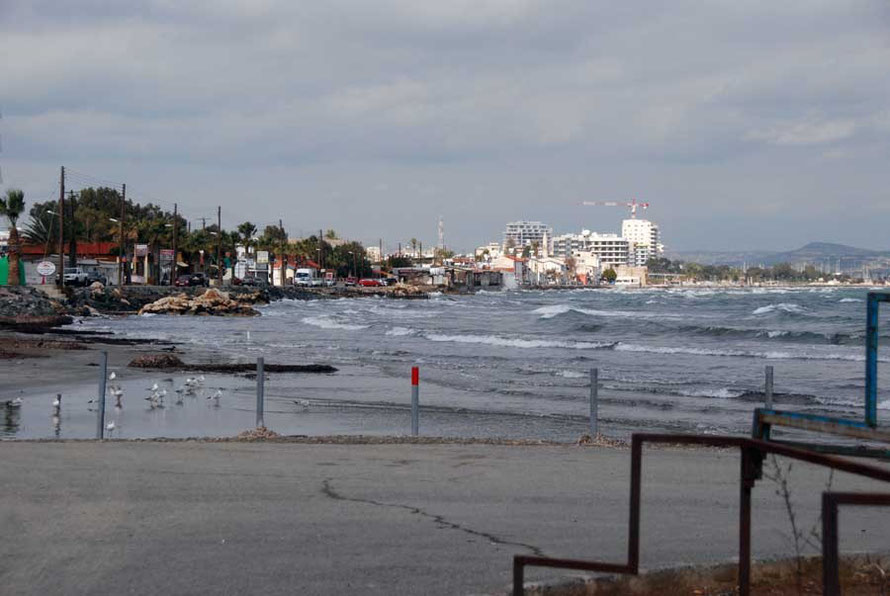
[348, 250, 356, 278]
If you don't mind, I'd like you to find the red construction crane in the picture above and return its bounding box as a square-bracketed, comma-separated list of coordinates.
[581, 198, 650, 218]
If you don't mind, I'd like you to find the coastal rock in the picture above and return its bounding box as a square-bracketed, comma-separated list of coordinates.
[236, 426, 281, 441]
[137, 289, 259, 316]
[129, 353, 186, 368]
[0, 287, 72, 329]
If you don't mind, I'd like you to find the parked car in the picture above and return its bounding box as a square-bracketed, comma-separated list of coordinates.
[175, 272, 209, 287]
[86, 270, 107, 285]
[382, 277, 398, 286]
[344, 277, 357, 287]
[241, 276, 268, 287]
[63, 268, 90, 287]
[358, 278, 383, 287]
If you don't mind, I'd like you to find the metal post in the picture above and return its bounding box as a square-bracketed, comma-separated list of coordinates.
[865, 292, 879, 427]
[256, 357, 265, 428]
[738, 447, 754, 596]
[589, 368, 599, 437]
[512, 558, 524, 596]
[58, 166, 65, 287]
[765, 365, 774, 409]
[411, 366, 419, 436]
[627, 436, 642, 573]
[96, 351, 107, 439]
[822, 493, 840, 596]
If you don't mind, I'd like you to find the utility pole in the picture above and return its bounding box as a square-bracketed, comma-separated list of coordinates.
[118, 184, 125, 286]
[216, 206, 222, 286]
[58, 166, 65, 287]
[279, 219, 286, 287]
[171, 202, 178, 286]
[67, 190, 77, 268]
[318, 228, 324, 270]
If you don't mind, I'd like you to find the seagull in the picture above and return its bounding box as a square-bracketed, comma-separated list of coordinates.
[108, 372, 117, 381]
[293, 399, 311, 410]
[52, 397, 61, 408]
[150, 383, 159, 392]
[206, 389, 222, 406]
[105, 421, 116, 436]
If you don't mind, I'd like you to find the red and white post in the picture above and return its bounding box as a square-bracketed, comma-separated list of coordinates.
[411, 366, 419, 436]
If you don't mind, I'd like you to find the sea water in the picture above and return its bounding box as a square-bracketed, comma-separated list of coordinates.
[7, 286, 889, 440]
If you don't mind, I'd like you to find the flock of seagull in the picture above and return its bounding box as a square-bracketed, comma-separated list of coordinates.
[65, 371, 226, 437]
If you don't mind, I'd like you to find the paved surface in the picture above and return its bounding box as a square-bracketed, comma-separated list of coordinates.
[1, 441, 888, 595]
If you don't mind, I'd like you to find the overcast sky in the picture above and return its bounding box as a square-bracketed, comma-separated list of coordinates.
[2, 1, 889, 252]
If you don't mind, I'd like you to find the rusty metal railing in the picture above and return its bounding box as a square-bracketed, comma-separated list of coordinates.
[513, 433, 890, 596]
[822, 492, 890, 596]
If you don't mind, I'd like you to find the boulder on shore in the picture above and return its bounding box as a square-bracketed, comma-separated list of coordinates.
[0, 287, 72, 330]
[129, 353, 186, 368]
[137, 288, 259, 316]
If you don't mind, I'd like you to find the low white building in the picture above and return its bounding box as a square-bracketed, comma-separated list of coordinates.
[528, 256, 567, 284]
[475, 242, 502, 261]
[365, 246, 382, 263]
[569, 250, 601, 284]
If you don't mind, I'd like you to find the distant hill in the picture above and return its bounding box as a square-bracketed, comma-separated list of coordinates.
[668, 242, 890, 272]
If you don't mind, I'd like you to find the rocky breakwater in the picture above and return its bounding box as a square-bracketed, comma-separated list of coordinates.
[70, 284, 273, 314]
[0, 286, 72, 330]
[138, 288, 260, 316]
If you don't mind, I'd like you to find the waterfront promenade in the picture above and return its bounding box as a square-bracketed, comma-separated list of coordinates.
[1, 440, 887, 595]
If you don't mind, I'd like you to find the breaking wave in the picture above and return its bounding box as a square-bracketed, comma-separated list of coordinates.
[301, 316, 369, 331]
[613, 342, 882, 362]
[385, 326, 416, 337]
[532, 304, 682, 320]
[425, 333, 617, 350]
[751, 303, 807, 316]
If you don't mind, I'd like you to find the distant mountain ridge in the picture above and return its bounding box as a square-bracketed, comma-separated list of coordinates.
[667, 242, 890, 270]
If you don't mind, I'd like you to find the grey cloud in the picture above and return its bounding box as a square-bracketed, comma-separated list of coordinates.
[2, 0, 888, 250]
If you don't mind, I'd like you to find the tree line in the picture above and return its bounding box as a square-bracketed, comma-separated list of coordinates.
[646, 257, 861, 282]
[3, 186, 380, 283]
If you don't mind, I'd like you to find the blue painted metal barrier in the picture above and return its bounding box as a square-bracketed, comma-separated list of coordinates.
[753, 291, 890, 458]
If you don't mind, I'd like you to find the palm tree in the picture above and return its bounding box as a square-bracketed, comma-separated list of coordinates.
[0, 189, 26, 286]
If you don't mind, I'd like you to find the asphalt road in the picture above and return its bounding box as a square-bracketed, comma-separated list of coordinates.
[1, 441, 887, 595]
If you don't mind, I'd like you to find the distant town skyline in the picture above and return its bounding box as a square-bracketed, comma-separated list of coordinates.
[2, 1, 888, 253]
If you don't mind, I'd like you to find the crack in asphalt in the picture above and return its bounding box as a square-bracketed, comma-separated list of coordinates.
[321, 479, 546, 557]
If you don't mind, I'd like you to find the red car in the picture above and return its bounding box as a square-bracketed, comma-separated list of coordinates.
[358, 278, 383, 287]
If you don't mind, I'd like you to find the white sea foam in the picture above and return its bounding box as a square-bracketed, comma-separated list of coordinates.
[531, 304, 681, 320]
[676, 387, 745, 399]
[425, 333, 614, 350]
[839, 298, 863, 303]
[752, 303, 806, 315]
[613, 342, 879, 362]
[386, 326, 415, 337]
[301, 316, 368, 331]
[879, 400, 890, 410]
[556, 370, 587, 379]
[533, 304, 573, 319]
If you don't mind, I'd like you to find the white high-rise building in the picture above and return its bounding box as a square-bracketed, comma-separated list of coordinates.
[552, 230, 629, 269]
[621, 219, 662, 266]
[503, 221, 552, 252]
